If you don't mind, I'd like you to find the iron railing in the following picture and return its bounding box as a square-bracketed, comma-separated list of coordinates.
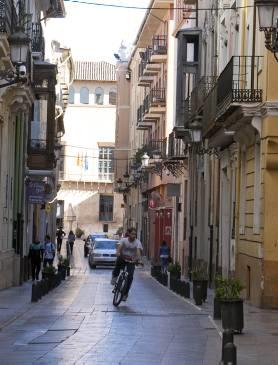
[31, 23, 45, 56]
[152, 35, 167, 55]
[150, 88, 166, 105]
[144, 138, 167, 158]
[190, 76, 217, 115]
[137, 105, 143, 124]
[143, 95, 150, 115]
[217, 56, 263, 117]
[168, 133, 185, 159]
[0, 0, 16, 34]
[203, 56, 263, 131]
[29, 139, 47, 151]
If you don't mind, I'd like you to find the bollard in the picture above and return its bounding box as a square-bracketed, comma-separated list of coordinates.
[223, 342, 237, 365]
[37, 281, 42, 300]
[31, 282, 38, 302]
[222, 329, 234, 360]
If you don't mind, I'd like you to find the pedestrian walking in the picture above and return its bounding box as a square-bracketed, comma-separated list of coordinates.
[56, 227, 65, 253]
[68, 230, 76, 255]
[159, 240, 170, 274]
[43, 235, 56, 268]
[28, 240, 43, 281]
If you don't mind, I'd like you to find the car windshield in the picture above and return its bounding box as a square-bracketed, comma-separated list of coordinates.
[94, 241, 117, 250]
[90, 234, 107, 240]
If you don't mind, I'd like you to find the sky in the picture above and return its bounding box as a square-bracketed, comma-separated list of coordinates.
[46, 0, 150, 63]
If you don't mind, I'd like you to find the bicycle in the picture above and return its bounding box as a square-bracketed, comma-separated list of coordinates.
[112, 259, 143, 307]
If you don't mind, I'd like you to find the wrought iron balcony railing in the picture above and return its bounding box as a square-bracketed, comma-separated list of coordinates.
[144, 138, 167, 158]
[137, 105, 143, 124]
[143, 95, 150, 115]
[190, 76, 217, 115]
[217, 56, 263, 116]
[138, 60, 147, 77]
[31, 23, 45, 56]
[0, 0, 16, 35]
[203, 56, 263, 132]
[29, 139, 47, 151]
[150, 88, 166, 106]
[168, 132, 185, 159]
[152, 35, 167, 55]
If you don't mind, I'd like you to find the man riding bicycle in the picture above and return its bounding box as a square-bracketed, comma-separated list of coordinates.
[111, 227, 143, 301]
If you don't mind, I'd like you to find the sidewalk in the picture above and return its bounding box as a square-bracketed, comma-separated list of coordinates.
[149, 266, 278, 365]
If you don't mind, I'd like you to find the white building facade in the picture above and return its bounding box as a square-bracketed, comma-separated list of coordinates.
[59, 61, 123, 235]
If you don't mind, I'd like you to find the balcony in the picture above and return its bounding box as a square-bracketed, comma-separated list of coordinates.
[148, 88, 166, 114]
[31, 23, 45, 58]
[144, 138, 167, 159]
[0, 0, 16, 59]
[190, 76, 217, 116]
[168, 132, 185, 160]
[150, 35, 167, 63]
[137, 104, 153, 130]
[138, 60, 154, 86]
[203, 56, 263, 134]
[173, 97, 191, 138]
[142, 94, 160, 122]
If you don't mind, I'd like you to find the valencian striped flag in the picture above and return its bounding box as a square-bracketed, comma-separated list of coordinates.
[84, 153, 88, 170]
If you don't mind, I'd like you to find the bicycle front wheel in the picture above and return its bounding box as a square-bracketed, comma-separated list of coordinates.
[113, 274, 126, 306]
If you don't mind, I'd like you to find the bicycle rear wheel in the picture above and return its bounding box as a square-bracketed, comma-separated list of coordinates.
[113, 274, 126, 306]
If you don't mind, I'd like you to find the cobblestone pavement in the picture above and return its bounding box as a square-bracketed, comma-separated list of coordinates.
[0, 240, 221, 364]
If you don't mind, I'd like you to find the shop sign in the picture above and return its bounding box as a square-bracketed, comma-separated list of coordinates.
[27, 181, 45, 204]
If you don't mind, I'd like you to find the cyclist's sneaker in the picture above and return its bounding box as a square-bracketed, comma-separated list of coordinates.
[122, 294, 128, 301]
[111, 277, 117, 285]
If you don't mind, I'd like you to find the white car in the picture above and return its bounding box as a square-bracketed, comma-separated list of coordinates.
[88, 238, 119, 269]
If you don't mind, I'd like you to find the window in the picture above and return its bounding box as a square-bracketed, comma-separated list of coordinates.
[99, 195, 113, 221]
[95, 87, 104, 105]
[109, 88, 117, 105]
[253, 139, 261, 234]
[98, 146, 114, 180]
[80, 87, 89, 104]
[239, 147, 247, 234]
[68, 87, 75, 104]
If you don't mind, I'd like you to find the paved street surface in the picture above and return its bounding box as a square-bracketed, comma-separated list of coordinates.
[0, 240, 221, 364]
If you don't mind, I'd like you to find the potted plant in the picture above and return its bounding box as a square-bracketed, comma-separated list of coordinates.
[168, 262, 181, 280]
[151, 258, 161, 277]
[213, 274, 224, 319]
[219, 278, 244, 333]
[42, 265, 57, 290]
[75, 227, 84, 238]
[63, 257, 70, 276]
[57, 255, 67, 280]
[191, 262, 208, 303]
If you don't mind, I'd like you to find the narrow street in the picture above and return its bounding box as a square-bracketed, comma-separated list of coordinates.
[0, 240, 220, 364]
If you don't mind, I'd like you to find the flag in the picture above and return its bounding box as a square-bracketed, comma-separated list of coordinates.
[76, 152, 81, 166]
[84, 153, 88, 170]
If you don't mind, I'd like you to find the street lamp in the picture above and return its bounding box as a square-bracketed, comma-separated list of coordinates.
[0, 26, 30, 89]
[141, 152, 150, 167]
[189, 117, 202, 143]
[256, 0, 278, 60]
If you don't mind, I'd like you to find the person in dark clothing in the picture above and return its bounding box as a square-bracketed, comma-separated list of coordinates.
[56, 227, 65, 253]
[159, 240, 170, 274]
[68, 230, 76, 255]
[28, 240, 43, 281]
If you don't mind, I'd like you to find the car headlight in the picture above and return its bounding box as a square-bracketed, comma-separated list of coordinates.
[93, 253, 102, 257]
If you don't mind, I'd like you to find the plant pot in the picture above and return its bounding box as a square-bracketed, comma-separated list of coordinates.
[66, 267, 70, 276]
[193, 280, 207, 302]
[180, 281, 190, 298]
[170, 272, 181, 281]
[213, 297, 222, 319]
[221, 299, 244, 334]
[193, 282, 203, 305]
[58, 265, 66, 280]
